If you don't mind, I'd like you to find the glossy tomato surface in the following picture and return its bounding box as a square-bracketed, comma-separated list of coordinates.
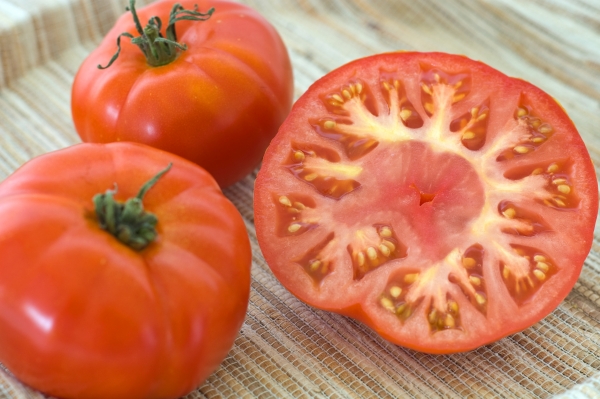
[254, 52, 598, 353]
[72, 0, 293, 188]
[0, 143, 251, 398]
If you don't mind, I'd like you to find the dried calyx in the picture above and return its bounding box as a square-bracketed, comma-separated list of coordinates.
[94, 163, 172, 250]
[98, 0, 214, 69]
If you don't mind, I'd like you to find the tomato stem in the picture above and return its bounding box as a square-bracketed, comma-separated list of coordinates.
[93, 163, 172, 250]
[98, 0, 214, 69]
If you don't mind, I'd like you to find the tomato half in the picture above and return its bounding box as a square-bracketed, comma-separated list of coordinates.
[72, 0, 293, 188]
[254, 52, 598, 354]
[0, 143, 251, 398]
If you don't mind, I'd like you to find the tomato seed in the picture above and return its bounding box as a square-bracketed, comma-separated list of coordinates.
[514, 146, 530, 154]
[462, 131, 476, 140]
[502, 208, 516, 219]
[533, 269, 546, 281]
[536, 262, 550, 272]
[390, 286, 402, 298]
[288, 223, 302, 233]
[475, 293, 486, 306]
[400, 109, 412, 121]
[366, 247, 378, 260]
[379, 244, 391, 257]
[380, 297, 395, 312]
[379, 226, 392, 237]
[279, 196, 292, 207]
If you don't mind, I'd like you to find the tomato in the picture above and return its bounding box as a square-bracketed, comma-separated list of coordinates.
[72, 0, 293, 188]
[0, 142, 251, 398]
[254, 52, 598, 354]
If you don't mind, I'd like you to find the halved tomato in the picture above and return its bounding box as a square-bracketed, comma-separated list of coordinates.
[254, 52, 598, 353]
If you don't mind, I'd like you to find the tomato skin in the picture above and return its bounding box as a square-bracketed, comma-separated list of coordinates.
[254, 52, 598, 353]
[72, 0, 294, 188]
[0, 143, 252, 399]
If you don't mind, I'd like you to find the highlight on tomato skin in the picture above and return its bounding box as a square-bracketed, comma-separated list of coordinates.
[253, 51, 598, 354]
[71, 0, 294, 188]
[0, 142, 252, 399]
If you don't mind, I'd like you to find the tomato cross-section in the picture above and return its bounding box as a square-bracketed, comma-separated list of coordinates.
[254, 52, 598, 353]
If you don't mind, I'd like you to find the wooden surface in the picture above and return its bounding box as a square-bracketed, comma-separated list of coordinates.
[1, 0, 600, 398]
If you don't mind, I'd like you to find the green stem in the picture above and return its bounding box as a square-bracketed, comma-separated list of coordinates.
[98, 0, 214, 69]
[93, 164, 172, 251]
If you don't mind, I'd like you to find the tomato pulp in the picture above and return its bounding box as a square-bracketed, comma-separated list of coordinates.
[254, 52, 598, 353]
[72, 0, 294, 188]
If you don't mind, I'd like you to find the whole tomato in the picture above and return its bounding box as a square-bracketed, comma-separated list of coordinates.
[0, 142, 252, 399]
[72, 0, 294, 188]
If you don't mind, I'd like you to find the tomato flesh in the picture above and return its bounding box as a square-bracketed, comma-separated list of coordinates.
[254, 52, 598, 353]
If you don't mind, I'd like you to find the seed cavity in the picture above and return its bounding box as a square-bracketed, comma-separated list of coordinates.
[498, 99, 556, 162]
[379, 271, 422, 321]
[498, 201, 549, 236]
[295, 233, 336, 284]
[427, 297, 461, 332]
[274, 194, 317, 237]
[450, 100, 489, 151]
[453, 245, 487, 314]
[500, 98, 556, 161]
[502, 161, 578, 210]
[420, 66, 471, 117]
[380, 71, 424, 129]
[501, 247, 555, 305]
[287, 145, 362, 199]
[315, 79, 391, 160]
[349, 224, 406, 280]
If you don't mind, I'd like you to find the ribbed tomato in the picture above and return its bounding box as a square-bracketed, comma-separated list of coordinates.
[0, 142, 251, 398]
[254, 52, 597, 353]
[72, 0, 293, 187]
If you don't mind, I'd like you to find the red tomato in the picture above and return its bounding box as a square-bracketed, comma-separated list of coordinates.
[72, 0, 293, 188]
[254, 52, 598, 353]
[0, 142, 251, 398]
